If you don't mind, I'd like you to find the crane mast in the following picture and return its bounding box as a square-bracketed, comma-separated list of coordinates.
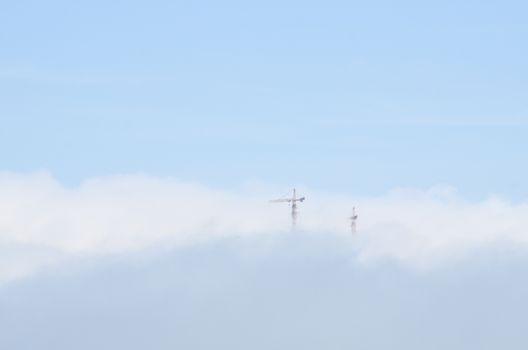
[349, 207, 358, 233]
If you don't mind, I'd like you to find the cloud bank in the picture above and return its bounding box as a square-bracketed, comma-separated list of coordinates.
[3, 241, 528, 350]
[1, 171, 528, 283]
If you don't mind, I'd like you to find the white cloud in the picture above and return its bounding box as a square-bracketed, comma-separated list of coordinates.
[1, 171, 528, 283]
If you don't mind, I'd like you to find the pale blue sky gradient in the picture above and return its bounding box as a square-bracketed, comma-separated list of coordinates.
[1, 0, 527, 198]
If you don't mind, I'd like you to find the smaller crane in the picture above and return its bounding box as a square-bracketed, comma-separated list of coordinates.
[349, 207, 358, 233]
[270, 188, 306, 231]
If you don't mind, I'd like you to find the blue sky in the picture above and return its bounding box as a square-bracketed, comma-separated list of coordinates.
[1, 0, 528, 198]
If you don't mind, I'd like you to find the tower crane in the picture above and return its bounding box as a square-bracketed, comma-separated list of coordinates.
[270, 188, 305, 230]
[349, 207, 358, 233]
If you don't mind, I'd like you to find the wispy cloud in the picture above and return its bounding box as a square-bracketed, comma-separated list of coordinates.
[0, 63, 144, 86]
[1, 171, 528, 283]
